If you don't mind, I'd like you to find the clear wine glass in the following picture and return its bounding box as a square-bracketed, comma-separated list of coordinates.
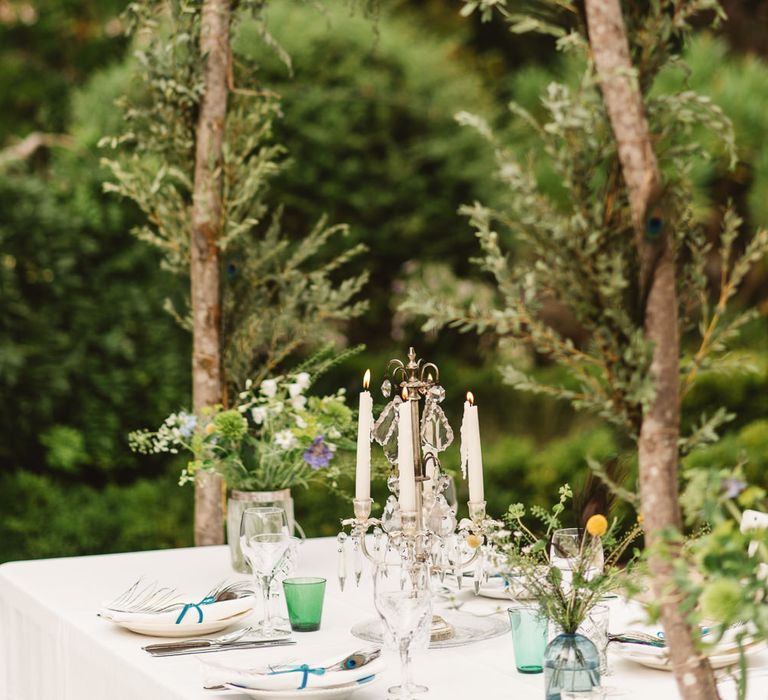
[550, 528, 604, 587]
[240, 508, 297, 636]
[373, 560, 432, 699]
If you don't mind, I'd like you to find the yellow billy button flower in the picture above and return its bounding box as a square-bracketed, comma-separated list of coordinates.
[205, 422, 217, 435]
[466, 534, 483, 549]
[586, 514, 608, 538]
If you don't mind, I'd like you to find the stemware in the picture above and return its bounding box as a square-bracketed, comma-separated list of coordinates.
[240, 508, 298, 637]
[550, 528, 604, 587]
[373, 560, 432, 699]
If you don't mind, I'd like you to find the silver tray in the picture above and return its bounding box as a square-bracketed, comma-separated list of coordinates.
[350, 610, 509, 649]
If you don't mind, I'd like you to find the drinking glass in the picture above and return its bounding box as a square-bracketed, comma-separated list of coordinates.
[283, 577, 326, 631]
[579, 604, 610, 676]
[508, 606, 548, 673]
[240, 509, 299, 637]
[550, 528, 604, 586]
[373, 560, 432, 699]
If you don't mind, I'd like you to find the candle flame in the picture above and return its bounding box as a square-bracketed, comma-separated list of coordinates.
[363, 369, 371, 390]
[402, 386, 409, 401]
[467, 391, 474, 406]
[427, 373, 433, 382]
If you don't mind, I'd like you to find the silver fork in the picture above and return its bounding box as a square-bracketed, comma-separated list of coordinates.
[106, 579, 253, 615]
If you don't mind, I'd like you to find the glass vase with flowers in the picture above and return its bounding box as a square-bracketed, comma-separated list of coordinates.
[490, 485, 641, 699]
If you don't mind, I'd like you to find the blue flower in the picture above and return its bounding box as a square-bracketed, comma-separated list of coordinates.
[178, 412, 198, 439]
[303, 436, 333, 470]
[721, 477, 747, 499]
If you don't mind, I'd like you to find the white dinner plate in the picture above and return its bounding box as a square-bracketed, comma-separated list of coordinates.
[476, 576, 536, 601]
[116, 608, 252, 637]
[224, 674, 379, 699]
[615, 638, 767, 671]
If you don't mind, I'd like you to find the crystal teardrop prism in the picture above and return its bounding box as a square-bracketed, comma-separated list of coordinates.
[381, 379, 392, 398]
[420, 402, 454, 452]
[381, 495, 402, 533]
[372, 397, 402, 464]
[336, 532, 347, 591]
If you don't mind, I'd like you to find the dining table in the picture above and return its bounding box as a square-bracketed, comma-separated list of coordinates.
[1, 537, 765, 700]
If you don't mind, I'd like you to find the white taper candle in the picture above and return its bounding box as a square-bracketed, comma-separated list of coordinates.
[355, 370, 373, 501]
[397, 394, 416, 512]
[461, 392, 484, 503]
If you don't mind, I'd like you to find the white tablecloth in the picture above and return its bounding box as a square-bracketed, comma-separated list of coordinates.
[1, 538, 765, 700]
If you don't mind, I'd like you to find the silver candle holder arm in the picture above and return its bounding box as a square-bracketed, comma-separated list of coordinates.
[337, 347, 500, 595]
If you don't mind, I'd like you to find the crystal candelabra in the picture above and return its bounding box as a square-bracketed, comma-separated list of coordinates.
[337, 348, 498, 639]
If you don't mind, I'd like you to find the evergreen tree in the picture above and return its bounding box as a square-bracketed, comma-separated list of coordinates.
[404, 2, 768, 696]
[101, 1, 368, 542]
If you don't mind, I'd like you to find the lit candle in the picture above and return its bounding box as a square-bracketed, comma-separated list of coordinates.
[461, 391, 484, 503]
[397, 388, 416, 512]
[355, 369, 373, 501]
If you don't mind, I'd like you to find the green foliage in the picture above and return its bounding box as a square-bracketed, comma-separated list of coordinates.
[234, 1, 502, 334]
[0, 0, 128, 141]
[0, 157, 189, 484]
[400, 2, 768, 452]
[101, 0, 368, 392]
[0, 469, 193, 561]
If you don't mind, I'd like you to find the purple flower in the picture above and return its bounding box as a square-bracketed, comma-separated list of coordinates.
[303, 436, 333, 470]
[721, 477, 747, 499]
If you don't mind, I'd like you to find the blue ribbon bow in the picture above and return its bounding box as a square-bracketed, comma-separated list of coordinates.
[269, 664, 326, 690]
[174, 595, 216, 624]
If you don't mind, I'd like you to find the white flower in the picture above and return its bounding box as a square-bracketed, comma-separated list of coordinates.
[274, 429, 298, 450]
[295, 415, 308, 429]
[328, 427, 341, 439]
[260, 379, 278, 398]
[295, 372, 311, 390]
[251, 407, 268, 424]
[272, 401, 284, 414]
[287, 383, 303, 398]
[245, 378, 253, 390]
[326, 442, 337, 452]
[291, 395, 307, 411]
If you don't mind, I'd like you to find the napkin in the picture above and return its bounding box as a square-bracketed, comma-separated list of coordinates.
[202, 655, 385, 691]
[99, 595, 254, 625]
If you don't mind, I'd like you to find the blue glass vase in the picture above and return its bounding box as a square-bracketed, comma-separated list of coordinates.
[543, 632, 600, 700]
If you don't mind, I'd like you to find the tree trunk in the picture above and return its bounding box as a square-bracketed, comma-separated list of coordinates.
[191, 0, 231, 546]
[583, 1, 720, 698]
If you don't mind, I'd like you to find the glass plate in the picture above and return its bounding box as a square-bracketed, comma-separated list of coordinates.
[350, 611, 509, 649]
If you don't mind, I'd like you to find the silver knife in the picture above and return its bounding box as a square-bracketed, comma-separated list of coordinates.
[143, 635, 291, 654]
[147, 640, 296, 657]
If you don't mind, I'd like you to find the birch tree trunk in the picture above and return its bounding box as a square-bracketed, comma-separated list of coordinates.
[584, 1, 720, 697]
[191, 0, 231, 546]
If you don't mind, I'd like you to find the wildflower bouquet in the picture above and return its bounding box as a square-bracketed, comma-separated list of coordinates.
[129, 370, 357, 492]
[491, 485, 641, 633]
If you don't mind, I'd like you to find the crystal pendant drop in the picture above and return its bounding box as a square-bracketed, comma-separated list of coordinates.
[421, 403, 454, 452]
[353, 538, 363, 586]
[336, 532, 347, 591]
[372, 527, 384, 563]
[473, 553, 484, 595]
[386, 473, 400, 497]
[381, 495, 402, 533]
[372, 397, 401, 464]
[381, 379, 392, 398]
[438, 543, 447, 583]
[428, 384, 446, 403]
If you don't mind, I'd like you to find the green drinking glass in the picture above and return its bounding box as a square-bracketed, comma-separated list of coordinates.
[282, 577, 326, 632]
[508, 606, 548, 674]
